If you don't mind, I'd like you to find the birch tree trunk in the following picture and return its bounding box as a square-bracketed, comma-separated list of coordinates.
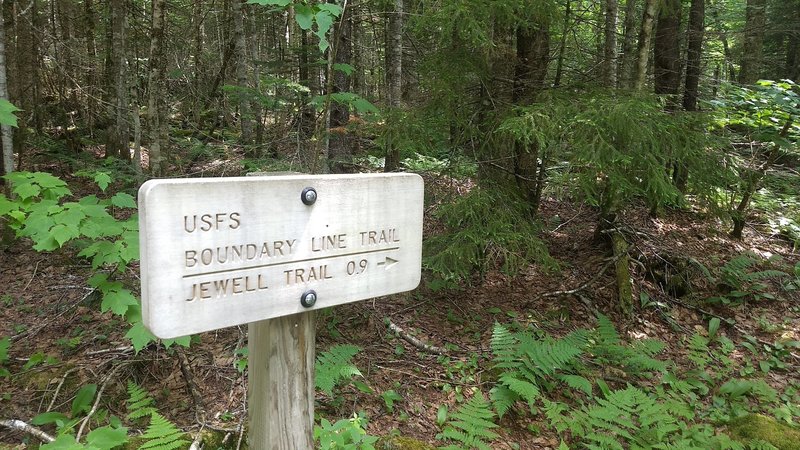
[602, 0, 619, 87]
[147, 0, 167, 175]
[384, 0, 403, 172]
[633, 0, 657, 90]
[0, 4, 14, 175]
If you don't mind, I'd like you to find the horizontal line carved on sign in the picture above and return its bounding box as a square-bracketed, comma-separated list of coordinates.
[182, 246, 401, 279]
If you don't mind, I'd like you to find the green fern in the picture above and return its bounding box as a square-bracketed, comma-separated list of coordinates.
[138, 412, 189, 450]
[489, 323, 588, 416]
[126, 382, 156, 421]
[438, 392, 499, 450]
[315, 344, 362, 396]
[592, 315, 667, 376]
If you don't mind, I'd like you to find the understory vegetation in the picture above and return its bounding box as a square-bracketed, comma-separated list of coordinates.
[1, 0, 800, 448]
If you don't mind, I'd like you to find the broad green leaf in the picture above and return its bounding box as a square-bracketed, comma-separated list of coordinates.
[163, 335, 192, 349]
[86, 425, 128, 448]
[0, 99, 21, 127]
[0, 337, 9, 364]
[316, 3, 342, 16]
[13, 182, 40, 200]
[71, 384, 97, 417]
[294, 4, 314, 30]
[31, 411, 70, 425]
[101, 289, 139, 316]
[93, 172, 112, 192]
[708, 317, 721, 339]
[333, 63, 355, 76]
[110, 192, 136, 209]
[0, 195, 17, 216]
[39, 434, 84, 450]
[125, 322, 155, 353]
[50, 223, 81, 247]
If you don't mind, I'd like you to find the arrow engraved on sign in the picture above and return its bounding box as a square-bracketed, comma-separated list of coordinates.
[377, 256, 399, 270]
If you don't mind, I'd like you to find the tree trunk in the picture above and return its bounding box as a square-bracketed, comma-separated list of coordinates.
[83, 0, 97, 134]
[602, 0, 619, 87]
[633, 0, 657, 90]
[653, 0, 682, 110]
[682, 0, 704, 111]
[147, 0, 167, 175]
[329, 4, 353, 174]
[513, 21, 550, 217]
[618, 0, 638, 88]
[192, 0, 204, 124]
[0, 3, 13, 175]
[553, 0, 571, 88]
[105, 0, 129, 161]
[739, 0, 766, 84]
[232, 0, 253, 145]
[384, 0, 403, 172]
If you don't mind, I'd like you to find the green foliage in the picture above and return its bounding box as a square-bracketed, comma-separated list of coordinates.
[315, 344, 362, 396]
[489, 323, 589, 416]
[126, 382, 157, 420]
[314, 413, 378, 450]
[498, 91, 725, 213]
[247, 0, 342, 52]
[0, 99, 21, 127]
[707, 253, 788, 305]
[0, 336, 10, 378]
[137, 412, 189, 450]
[40, 425, 129, 450]
[424, 186, 555, 285]
[437, 392, 499, 450]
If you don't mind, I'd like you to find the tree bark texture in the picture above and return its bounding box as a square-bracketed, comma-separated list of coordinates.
[603, 0, 619, 87]
[105, 0, 129, 161]
[682, 0, 705, 112]
[232, 0, 253, 145]
[633, 0, 658, 90]
[384, 0, 403, 172]
[653, 0, 682, 109]
[329, 4, 353, 174]
[147, 0, 167, 174]
[618, 0, 638, 88]
[0, 3, 13, 175]
[739, 0, 766, 84]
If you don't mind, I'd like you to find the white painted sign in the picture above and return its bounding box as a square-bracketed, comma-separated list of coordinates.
[138, 173, 424, 339]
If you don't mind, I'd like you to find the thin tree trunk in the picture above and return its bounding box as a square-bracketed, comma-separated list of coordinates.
[653, 0, 682, 109]
[739, 0, 766, 84]
[682, 0, 704, 111]
[618, 0, 638, 88]
[0, 3, 14, 175]
[603, 0, 619, 87]
[633, 0, 657, 90]
[232, 0, 253, 145]
[329, 2, 353, 174]
[192, 0, 204, 124]
[83, 0, 97, 133]
[384, 0, 403, 172]
[106, 0, 129, 161]
[553, 0, 571, 88]
[147, 0, 167, 175]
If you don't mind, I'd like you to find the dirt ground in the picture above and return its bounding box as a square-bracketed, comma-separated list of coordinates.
[1, 166, 799, 449]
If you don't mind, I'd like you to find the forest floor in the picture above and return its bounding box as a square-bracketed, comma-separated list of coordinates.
[1, 146, 799, 449]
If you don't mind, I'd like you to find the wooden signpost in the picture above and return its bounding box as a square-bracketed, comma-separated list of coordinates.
[138, 173, 424, 449]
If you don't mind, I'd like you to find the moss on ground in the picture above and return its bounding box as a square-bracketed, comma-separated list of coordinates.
[377, 435, 436, 450]
[728, 414, 800, 450]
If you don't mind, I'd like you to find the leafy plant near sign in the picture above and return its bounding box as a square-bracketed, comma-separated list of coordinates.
[314, 413, 378, 450]
[315, 344, 363, 397]
[437, 392, 499, 450]
[0, 171, 188, 352]
[0, 337, 10, 379]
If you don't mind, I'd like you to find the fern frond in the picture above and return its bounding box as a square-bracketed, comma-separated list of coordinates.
[126, 382, 156, 420]
[558, 374, 592, 395]
[439, 392, 499, 449]
[138, 412, 188, 450]
[489, 385, 517, 418]
[596, 314, 620, 345]
[315, 344, 362, 396]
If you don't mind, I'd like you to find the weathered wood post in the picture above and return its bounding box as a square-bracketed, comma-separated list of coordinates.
[138, 174, 423, 450]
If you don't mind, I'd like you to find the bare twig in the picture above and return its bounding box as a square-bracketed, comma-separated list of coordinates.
[177, 347, 207, 423]
[0, 419, 55, 443]
[48, 367, 79, 411]
[85, 346, 134, 356]
[23, 260, 41, 291]
[76, 363, 125, 441]
[386, 319, 449, 355]
[189, 425, 204, 450]
[524, 255, 621, 307]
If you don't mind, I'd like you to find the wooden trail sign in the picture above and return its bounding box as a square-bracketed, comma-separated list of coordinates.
[138, 173, 424, 448]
